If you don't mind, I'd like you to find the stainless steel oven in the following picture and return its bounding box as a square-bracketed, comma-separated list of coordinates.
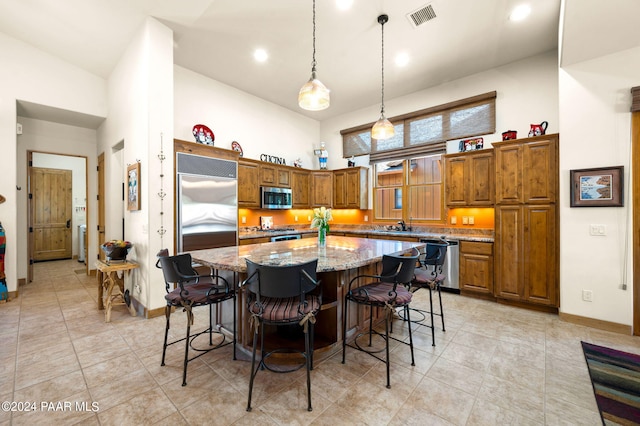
[261, 186, 292, 209]
[270, 234, 301, 242]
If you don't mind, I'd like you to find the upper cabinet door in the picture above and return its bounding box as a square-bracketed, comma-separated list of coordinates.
[495, 134, 558, 204]
[444, 150, 494, 207]
[495, 143, 523, 204]
[445, 156, 466, 206]
[523, 136, 558, 204]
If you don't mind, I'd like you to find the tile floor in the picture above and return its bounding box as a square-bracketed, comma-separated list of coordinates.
[1, 259, 639, 425]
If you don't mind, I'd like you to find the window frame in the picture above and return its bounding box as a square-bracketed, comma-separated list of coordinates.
[373, 153, 445, 225]
[341, 91, 496, 160]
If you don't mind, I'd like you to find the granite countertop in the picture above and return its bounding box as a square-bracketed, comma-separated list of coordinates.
[190, 236, 423, 273]
[239, 226, 494, 243]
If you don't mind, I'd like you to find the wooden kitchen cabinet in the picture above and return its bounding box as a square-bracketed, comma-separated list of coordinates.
[260, 164, 291, 188]
[494, 134, 557, 205]
[445, 150, 494, 206]
[493, 134, 559, 309]
[291, 169, 311, 208]
[460, 241, 493, 295]
[333, 167, 368, 209]
[311, 171, 333, 207]
[238, 159, 260, 208]
[494, 204, 558, 306]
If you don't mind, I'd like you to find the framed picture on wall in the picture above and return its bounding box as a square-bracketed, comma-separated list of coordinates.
[570, 166, 623, 207]
[127, 162, 141, 211]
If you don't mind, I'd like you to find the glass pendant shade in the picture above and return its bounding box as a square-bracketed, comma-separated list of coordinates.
[299, 0, 330, 111]
[298, 70, 330, 111]
[371, 14, 393, 140]
[371, 114, 395, 140]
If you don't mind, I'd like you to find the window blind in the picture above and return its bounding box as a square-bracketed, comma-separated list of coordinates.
[342, 91, 496, 159]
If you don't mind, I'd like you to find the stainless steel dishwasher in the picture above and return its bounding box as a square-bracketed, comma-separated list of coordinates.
[419, 237, 459, 293]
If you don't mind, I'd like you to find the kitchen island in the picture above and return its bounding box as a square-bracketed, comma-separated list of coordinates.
[189, 236, 423, 360]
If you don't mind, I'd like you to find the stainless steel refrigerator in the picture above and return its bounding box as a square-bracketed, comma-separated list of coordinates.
[176, 152, 238, 252]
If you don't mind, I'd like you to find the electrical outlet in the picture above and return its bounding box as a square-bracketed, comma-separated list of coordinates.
[468, 216, 475, 225]
[294, 215, 298, 222]
[582, 289, 593, 302]
[462, 216, 468, 225]
[450, 216, 457, 225]
[307, 216, 311, 221]
[364, 215, 368, 222]
[589, 224, 606, 236]
[241, 216, 246, 224]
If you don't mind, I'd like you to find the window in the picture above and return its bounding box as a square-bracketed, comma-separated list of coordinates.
[374, 154, 443, 223]
[374, 161, 404, 221]
[343, 91, 495, 224]
[341, 91, 496, 160]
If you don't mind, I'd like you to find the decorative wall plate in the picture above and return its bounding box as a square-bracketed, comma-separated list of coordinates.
[231, 141, 243, 157]
[192, 124, 215, 146]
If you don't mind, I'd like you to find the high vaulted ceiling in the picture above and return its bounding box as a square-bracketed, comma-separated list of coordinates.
[3, 0, 638, 123]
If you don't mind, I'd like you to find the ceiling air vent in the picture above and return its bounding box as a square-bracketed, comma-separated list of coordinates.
[407, 4, 437, 28]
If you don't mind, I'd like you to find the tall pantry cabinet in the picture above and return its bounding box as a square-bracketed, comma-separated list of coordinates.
[493, 134, 559, 308]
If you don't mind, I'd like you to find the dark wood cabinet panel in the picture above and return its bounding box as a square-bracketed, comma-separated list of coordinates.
[495, 134, 558, 204]
[445, 156, 466, 205]
[460, 241, 494, 294]
[495, 143, 523, 204]
[523, 139, 557, 203]
[493, 134, 559, 309]
[260, 164, 291, 188]
[311, 171, 333, 207]
[333, 167, 368, 209]
[523, 205, 557, 305]
[238, 160, 260, 208]
[494, 206, 523, 300]
[292, 169, 310, 208]
[445, 150, 494, 206]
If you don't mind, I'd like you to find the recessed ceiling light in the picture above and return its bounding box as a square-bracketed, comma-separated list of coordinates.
[254, 48, 268, 62]
[509, 4, 531, 22]
[336, 0, 353, 11]
[395, 52, 410, 67]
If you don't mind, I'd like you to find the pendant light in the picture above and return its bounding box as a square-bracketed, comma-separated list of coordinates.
[371, 14, 394, 140]
[298, 0, 330, 111]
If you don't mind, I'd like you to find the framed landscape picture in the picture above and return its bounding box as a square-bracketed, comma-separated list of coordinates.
[127, 162, 141, 211]
[570, 166, 623, 207]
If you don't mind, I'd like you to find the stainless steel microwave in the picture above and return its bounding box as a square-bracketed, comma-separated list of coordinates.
[261, 186, 292, 209]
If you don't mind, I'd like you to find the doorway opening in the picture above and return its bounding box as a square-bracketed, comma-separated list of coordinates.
[27, 151, 88, 281]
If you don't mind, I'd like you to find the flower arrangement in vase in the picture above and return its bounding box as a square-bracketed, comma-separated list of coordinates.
[310, 207, 332, 247]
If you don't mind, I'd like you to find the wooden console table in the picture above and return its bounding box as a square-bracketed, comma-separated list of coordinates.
[95, 260, 138, 322]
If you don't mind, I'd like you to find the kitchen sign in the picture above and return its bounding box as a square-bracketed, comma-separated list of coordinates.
[260, 154, 287, 165]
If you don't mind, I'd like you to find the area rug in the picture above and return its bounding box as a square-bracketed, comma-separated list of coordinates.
[582, 341, 640, 425]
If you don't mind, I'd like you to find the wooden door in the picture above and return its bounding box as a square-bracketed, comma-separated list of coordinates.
[98, 153, 106, 260]
[523, 204, 557, 306]
[468, 151, 495, 205]
[311, 172, 333, 207]
[333, 170, 346, 208]
[444, 156, 466, 206]
[495, 143, 523, 204]
[523, 136, 557, 204]
[460, 241, 493, 294]
[238, 160, 260, 208]
[345, 168, 366, 208]
[494, 205, 523, 300]
[291, 169, 310, 208]
[31, 167, 72, 261]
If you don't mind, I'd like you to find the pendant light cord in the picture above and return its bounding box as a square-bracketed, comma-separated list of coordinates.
[311, 0, 317, 72]
[380, 16, 386, 115]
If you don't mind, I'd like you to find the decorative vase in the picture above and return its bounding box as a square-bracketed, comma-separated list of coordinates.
[318, 225, 327, 247]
